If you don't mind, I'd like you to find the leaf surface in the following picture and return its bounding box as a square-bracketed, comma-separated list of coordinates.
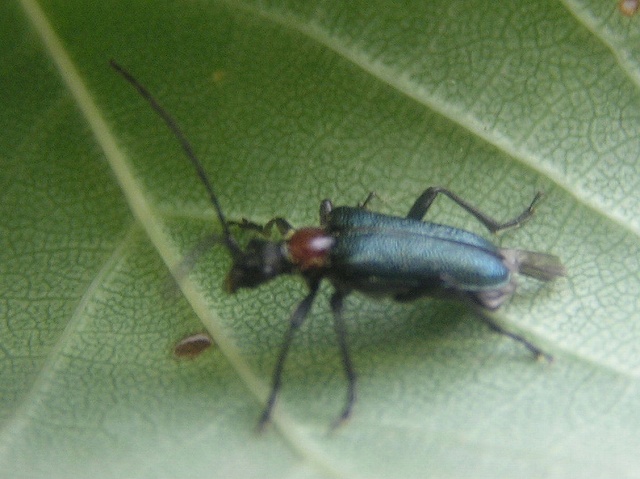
[2, 0, 640, 477]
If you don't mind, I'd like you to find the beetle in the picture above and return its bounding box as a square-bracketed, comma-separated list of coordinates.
[111, 60, 566, 429]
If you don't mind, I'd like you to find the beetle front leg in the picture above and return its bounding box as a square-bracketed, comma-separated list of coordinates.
[406, 187, 542, 234]
[257, 280, 320, 430]
[330, 290, 357, 429]
[230, 217, 294, 238]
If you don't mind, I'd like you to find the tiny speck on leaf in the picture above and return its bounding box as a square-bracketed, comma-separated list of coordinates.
[619, 0, 639, 16]
[173, 332, 213, 358]
[212, 70, 227, 84]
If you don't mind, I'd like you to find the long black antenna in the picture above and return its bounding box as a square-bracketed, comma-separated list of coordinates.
[110, 60, 241, 257]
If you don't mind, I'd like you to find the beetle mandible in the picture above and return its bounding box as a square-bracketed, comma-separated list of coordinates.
[111, 61, 566, 429]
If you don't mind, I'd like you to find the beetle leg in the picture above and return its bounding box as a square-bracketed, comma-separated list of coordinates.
[358, 192, 378, 209]
[257, 280, 320, 430]
[406, 187, 543, 234]
[230, 217, 294, 238]
[330, 290, 357, 429]
[320, 199, 333, 226]
[475, 313, 553, 362]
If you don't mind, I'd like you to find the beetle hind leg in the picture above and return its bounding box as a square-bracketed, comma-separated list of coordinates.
[472, 281, 516, 310]
[406, 187, 543, 234]
[475, 313, 552, 362]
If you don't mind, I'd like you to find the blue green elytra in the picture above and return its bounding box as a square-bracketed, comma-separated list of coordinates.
[111, 60, 566, 430]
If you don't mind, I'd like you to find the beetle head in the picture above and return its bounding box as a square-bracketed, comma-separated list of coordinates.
[110, 62, 295, 295]
[225, 239, 293, 293]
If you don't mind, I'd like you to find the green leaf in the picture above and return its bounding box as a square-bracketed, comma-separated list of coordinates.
[3, 0, 640, 477]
